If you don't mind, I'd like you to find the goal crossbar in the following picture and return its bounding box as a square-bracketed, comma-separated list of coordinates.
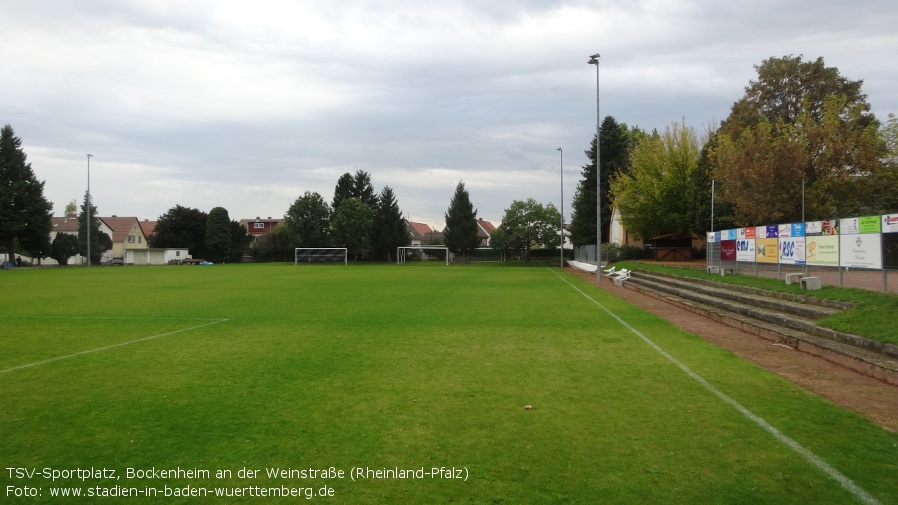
[397, 246, 450, 265]
[294, 247, 348, 265]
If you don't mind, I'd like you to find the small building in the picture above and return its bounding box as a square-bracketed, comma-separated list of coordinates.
[125, 248, 191, 265]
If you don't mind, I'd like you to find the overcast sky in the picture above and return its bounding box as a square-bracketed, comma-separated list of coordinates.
[3, 1, 897, 228]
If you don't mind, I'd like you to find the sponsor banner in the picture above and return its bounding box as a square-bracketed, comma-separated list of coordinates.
[882, 214, 898, 234]
[707, 232, 717, 243]
[765, 225, 778, 238]
[755, 238, 779, 263]
[744, 227, 756, 239]
[779, 237, 805, 265]
[778, 224, 791, 238]
[822, 219, 838, 235]
[736, 238, 755, 262]
[839, 234, 883, 269]
[720, 240, 737, 261]
[723, 229, 737, 240]
[806, 235, 839, 266]
[791, 222, 805, 237]
[884, 234, 898, 269]
[841, 216, 880, 235]
[806, 221, 822, 235]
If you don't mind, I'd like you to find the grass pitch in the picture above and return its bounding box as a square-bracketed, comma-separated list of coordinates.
[1, 263, 896, 504]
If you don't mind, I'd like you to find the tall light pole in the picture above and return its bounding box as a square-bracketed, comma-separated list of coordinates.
[86, 154, 93, 267]
[588, 53, 601, 283]
[557, 147, 564, 268]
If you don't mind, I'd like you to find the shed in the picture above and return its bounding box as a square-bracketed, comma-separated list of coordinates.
[648, 234, 693, 261]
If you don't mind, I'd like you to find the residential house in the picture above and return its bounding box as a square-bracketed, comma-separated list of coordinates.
[40, 213, 115, 265]
[475, 218, 496, 247]
[100, 216, 149, 261]
[407, 222, 443, 246]
[239, 217, 282, 240]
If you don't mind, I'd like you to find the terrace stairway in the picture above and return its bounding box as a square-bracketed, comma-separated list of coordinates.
[622, 270, 898, 386]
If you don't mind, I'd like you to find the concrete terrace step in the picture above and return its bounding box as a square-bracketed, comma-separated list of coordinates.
[621, 270, 898, 386]
[630, 271, 847, 320]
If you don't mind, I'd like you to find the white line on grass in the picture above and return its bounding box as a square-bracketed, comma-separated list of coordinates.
[552, 271, 880, 505]
[0, 318, 229, 375]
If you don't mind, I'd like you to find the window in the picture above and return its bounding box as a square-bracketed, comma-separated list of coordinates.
[176, 251, 181, 257]
[138, 236, 142, 244]
[254, 222, 265, 229]
[128, 236, 134, 243]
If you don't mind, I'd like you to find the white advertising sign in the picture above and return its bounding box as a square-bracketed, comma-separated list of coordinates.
[839, 234, 883, 269]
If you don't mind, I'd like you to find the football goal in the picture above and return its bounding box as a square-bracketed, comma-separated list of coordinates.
[294, 248, 348, 265]
[397, 246, 450, 265]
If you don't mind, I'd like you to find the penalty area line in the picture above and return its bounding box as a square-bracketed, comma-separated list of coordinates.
[0, 318, 229, 375]
[551, 271, 880, 505]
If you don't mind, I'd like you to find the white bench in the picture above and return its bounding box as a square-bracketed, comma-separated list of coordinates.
[800, 277, 822, 290]
[719, 267, 736, 276]
[706, 266, 719, 274]
[611, 269, 631, 287]
[785, 273, 806, 285]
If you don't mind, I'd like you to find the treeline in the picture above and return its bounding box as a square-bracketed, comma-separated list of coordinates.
[568, 55, 898, 246]
[253, 170, 411, 262]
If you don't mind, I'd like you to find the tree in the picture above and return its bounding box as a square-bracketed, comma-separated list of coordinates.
[77, 192, 112, 264]
[149, 205, 208, 258]
[205, 207, 232, 263]
[50, 232, 79, 265]
[332, 170, 376, 212]
[284, 191, 331, 247]
[332, 173, 355, 211]
[371, 186, 410, 261]
[330, 197, 373, 259]
[0, 124, 53, 263]
[497, 198, 561, 262]
[711, 55, 885, 224]
[569, 116, 643, 246]
[229, 220, 253, 262]
[610, 120, 704, 240]
[443, 181, 480, 262]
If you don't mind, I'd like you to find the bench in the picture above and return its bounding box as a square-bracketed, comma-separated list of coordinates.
[785, 273, 806, 285]
[611, 269, 631, 287]
[719, 267, 736, 276]
[799, 276, 822, 290]
[706, 266, 719, 274]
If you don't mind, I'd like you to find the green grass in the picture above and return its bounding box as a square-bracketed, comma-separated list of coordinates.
[614, 261, 898, 345]
[1, 263, 896, 504]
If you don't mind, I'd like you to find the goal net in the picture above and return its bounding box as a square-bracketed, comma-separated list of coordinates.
[397, 246, 450, 265]
[294, 248, 348, 265]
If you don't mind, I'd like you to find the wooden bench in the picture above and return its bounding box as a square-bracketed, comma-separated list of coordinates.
[785, 273, 806, 285]
[799, 277, 822, 290]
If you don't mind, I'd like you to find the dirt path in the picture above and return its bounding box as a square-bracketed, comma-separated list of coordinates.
[564, 266, 898, 432]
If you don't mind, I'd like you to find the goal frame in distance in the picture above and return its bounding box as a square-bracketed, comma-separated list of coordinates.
[294, 247, 348, 265]
[397, 246, 450, 266]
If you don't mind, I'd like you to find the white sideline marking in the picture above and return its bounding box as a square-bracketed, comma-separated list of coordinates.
[552, 271, 880, 505]
[0, 318, 229, 374]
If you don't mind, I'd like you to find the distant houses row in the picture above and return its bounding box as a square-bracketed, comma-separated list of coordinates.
[33, 215, 499, 266]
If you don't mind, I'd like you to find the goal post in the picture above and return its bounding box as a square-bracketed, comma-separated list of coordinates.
[397, 246, 450, 265]
[294, 247, 348, 265]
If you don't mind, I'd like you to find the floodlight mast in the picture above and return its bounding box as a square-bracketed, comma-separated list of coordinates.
[557, 147, 563, 268]
[86, 154, 93, 267]
[588, 53, 601, 283]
